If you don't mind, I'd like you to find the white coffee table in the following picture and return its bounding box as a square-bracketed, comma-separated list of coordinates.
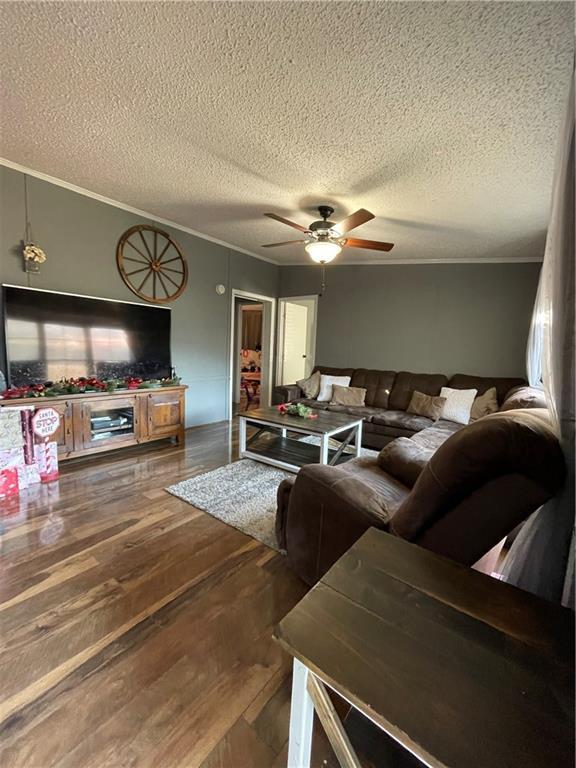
[238, 406, 363, 473]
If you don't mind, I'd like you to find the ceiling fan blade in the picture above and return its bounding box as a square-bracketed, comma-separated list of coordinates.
[333, 208, 375, 234]
[264, 212, 309, 233]
[345, 237, 394, 252]
[261, 240, 306, 248]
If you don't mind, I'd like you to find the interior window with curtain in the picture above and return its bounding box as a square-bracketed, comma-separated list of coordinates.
[242, 309, 262, 350]
[526, 279, 546, 389]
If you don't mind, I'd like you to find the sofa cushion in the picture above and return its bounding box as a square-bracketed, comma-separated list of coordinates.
[313, 365, 355, 379]
[410, 420, 462, 451]
[297, 370, 321, 399]
[364, 423, 419, 439]
[377, 437, 434, 487]
[317, 374, 352, 402]
[470, 387, 499, 421]
[331, 385, 367, 407]
[388, 371, 448, 411]
[364, 418, 460, 443]
[326, 404, 384, 420]
[273, 383, 303, 405]
[439, 387, 477, 425]
[407, 391, 446, 421]
[390, 408, 564, 541]
[500, 386, 548, 411]
[350, 369, 396, 409]
[447, 374, 526, 405]
[335, 456, 410, 511]
[294, 397, 330, 410]
[372, 410, 434, 432]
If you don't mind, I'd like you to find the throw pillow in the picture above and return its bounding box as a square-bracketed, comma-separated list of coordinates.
[377, 437, 435, 488]
[470, 387, 498, 421]
[500, 386, 548, 411]
[407, 391, 446, 421]
[317, 374, 352, 402]
[330, 385, 367, 407]
[297, 370, 321, 399]
[439, 387, 478, 425]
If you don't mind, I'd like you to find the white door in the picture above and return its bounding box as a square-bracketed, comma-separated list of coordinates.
[278, 297, 317, 385]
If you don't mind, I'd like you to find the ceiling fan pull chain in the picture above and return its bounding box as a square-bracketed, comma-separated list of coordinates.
[24, 174, 33, 243]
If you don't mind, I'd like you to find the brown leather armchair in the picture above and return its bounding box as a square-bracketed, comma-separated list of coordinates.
[276, 408, 565, 585]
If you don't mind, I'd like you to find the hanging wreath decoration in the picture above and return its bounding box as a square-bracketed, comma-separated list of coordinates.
[116, 224, 188, 303]
[22, 174, 47, 273]
[23, 243, 47, 264]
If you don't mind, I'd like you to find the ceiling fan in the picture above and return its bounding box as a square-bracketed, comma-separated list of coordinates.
[262, 205, 394, 263]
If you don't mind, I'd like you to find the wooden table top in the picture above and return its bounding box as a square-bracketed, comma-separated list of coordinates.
[239, 406, 362, 435]
[274, 528, 575, 768]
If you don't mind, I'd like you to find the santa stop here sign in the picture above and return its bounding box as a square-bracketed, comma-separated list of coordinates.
[32, 407, 60, 438]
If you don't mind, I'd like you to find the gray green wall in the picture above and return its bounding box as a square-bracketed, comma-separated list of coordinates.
[279, 263, 540, 378]
[0, 165, 279, 426]
[1, 164, 540, 428]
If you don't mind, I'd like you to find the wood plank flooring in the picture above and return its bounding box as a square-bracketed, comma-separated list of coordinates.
[0, 421, 335, 767]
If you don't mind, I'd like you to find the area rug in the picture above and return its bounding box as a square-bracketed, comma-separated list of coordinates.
[166, 437, 377, 551]
[166, 459, 290, 550]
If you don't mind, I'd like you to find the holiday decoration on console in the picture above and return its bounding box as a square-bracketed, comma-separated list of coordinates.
[32, 408, 60, 439]
[1, 374, 184, 400]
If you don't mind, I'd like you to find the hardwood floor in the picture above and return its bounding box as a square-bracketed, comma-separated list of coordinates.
[0, 420, 333, 767]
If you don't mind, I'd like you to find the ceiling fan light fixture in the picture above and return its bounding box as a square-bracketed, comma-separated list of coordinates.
[304, 239, 342, 264]
[262, 205, 394, 256]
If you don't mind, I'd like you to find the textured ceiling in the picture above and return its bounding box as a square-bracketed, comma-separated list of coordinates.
[0, 1, 573, 265]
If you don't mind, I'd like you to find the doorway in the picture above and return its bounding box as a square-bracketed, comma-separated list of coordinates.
[229, 290, 276, 418]
[237, 301, 262, 411]
[276, 296, 318, 385]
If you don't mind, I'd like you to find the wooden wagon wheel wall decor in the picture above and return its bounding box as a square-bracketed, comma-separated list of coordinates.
[116, 225, 188, 303]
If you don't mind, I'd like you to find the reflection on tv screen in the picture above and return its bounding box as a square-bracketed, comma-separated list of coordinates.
[4, 287, 172, 386]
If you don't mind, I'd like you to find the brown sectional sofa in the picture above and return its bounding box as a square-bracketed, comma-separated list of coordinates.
[275, 382, 562, 586]
[273, 366, 527, 449]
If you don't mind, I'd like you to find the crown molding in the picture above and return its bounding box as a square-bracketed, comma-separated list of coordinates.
[0, 157, 278, 266]
[279, 256, 544, 266]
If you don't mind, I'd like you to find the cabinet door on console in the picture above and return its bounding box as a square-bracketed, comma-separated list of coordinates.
[145, 390, 184, 441]
[76, 396, 140, 452]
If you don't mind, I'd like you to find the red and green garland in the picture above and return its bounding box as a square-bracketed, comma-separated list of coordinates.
[1, 375, 182, 400]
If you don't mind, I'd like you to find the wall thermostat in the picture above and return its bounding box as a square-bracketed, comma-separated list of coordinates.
[215, 284, 226, 295]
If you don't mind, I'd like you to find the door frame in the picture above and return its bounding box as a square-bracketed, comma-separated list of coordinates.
[229, 289, 276, 419]
[276, 295, 318, 385]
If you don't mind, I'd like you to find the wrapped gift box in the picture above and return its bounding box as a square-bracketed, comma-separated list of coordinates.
[0, 446, 27, 490]
[0, 467, 19, 499]
[25, 463, 41, 486]
[0, 406, 47, 498]
[0, 409, 24, 450]
[20, 407, 36, 465]
[0, 447, 25, 470]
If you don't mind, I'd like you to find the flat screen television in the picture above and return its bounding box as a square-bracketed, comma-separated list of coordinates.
[3, 285, 172, 387]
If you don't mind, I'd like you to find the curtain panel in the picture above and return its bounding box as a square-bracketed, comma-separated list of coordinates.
[242, 310, 262, 351]
[526, 278, 544, 389]
[503, 72, 575, 607]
